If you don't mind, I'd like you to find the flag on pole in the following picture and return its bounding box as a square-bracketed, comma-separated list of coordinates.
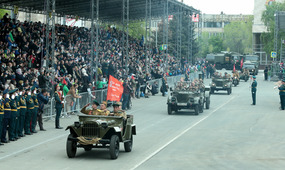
[106, 75, 124, 102]
[233, 64, 236, 72]
[240, 58, 244, 69]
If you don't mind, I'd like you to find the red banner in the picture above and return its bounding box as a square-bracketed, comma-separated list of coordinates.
[240, 58, 244, 69]
[106, 75, 124, 102]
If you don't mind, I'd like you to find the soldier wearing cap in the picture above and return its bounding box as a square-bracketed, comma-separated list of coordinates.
[1, 89, 11, 143]
[81, 100, 101, 115]
[18, 87, 26, 137]
[8, 88, 18, 141]
[14, 88, 21, 139]
[0, 91, 4, 145]
[25, 87, 34, 135]
[278, 79, 285, 110]
[99, 101, 110, 116]
[54, 84, 63, 129]
[31, 86, 38, 133]
[251, 76, 257, 105]
[110, 102, 126, 119]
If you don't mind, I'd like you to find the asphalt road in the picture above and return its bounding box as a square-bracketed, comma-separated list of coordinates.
[1, 70, 285, 170]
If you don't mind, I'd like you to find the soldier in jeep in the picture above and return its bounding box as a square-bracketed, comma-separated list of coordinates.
[109, 101, 126, 119]
[80, 100, 101, 115]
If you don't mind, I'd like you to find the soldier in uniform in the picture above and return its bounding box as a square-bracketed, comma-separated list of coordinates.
[81, 100, 100, 115]
[251, 76, 257, 105]
[99, 101, 110, 116]
[25, 87, 34, 135]
[31, 87, 38, 133]
[18, 87, 26, 137]
[0, 91, 4, 145]
[54, 84, 63, 129]
[278, 79, 285, 110]
[8, 89, 18, 141]
[110, 102, 126, 119]
[14, 88, 21, 139]
[1, 89, 11, 143]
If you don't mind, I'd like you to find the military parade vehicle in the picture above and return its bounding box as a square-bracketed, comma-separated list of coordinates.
[210, 76, 232, 95]
[206, 52, 234, 70]
[242, 61, 258, 75]
[66, 114, 136, 159]
[167, 81, 210, 115]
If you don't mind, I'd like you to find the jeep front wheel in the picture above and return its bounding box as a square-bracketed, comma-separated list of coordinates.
[110, 135, 120, 159]
[194, 105, 199, 115]
[167, 105, 172, 115]
[66, 134, 77, 158]
[124, 135, 133, 152]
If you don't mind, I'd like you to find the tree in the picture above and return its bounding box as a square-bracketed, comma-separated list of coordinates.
[261, 1, 285, 56]
[0, 9, 9, 19]
[223, 17, 253, 54]
[208, 35, 224, 53]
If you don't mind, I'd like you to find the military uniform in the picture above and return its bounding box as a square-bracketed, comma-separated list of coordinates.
[1, 89, 11, 143]
[54, 90, 63, 129]
[31, 89, 39, 133]
[8, 89, 18, 141]
[251, 77, 257, 105]
[18, 90, 27, 137]
[278, 80, 285, 110]
[111, 102, 127, 119]
[80, 100, 101, 115]
[25, 90, 34, 135]
[14, 92, 21, 139]
[0, 97, 4, 145]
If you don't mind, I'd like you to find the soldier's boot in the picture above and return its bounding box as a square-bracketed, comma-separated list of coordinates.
[55, 120, 63, 129]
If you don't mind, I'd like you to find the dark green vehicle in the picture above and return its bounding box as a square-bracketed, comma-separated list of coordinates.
[210, 77, 232, 95]
[66, 114, 136, 159]
[167, 81, 210, 115]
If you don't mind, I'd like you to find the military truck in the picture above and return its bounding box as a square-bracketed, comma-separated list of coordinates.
[167, 81, 210, 115]
[210, 76, 232, 95]
[244, 54, 260, 69]
[66, 114, 136, 159]
[242, 61, 258, 75]
[206, 52, 234, 70]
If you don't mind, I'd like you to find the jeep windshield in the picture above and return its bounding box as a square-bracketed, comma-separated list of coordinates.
[245, 55, 259, 62]
[243, 64, 255, 69]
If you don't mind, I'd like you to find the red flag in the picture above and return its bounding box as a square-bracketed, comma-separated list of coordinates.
[106, 75, 124, 102]
[240, 58, 243, 69]
[233, 64, 236, 72]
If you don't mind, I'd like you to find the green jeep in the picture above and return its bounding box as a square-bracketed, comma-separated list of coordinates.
[65, 114, 136, 159]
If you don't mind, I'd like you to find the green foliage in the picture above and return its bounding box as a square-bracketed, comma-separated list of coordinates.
[114, 21, 146, 39]
[0, 9, 9, 19]
[208, 36, 224, 53]
[223, 17, 253, 54]
[196, 32, 224, 58]
[261, 1, 285, 56]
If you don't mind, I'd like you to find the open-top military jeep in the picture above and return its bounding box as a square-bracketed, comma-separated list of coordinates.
[66, 114, 136, 159]
[167, 81, 210, 115]
[210, 77, 232, 95]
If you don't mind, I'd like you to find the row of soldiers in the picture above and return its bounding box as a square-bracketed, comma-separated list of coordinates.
[80, 100, 126, 119]
[175, 79, 205, 92]
[0, 86, 46, 145]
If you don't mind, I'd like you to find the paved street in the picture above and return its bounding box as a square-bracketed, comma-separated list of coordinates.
[1, 70, 285, 170]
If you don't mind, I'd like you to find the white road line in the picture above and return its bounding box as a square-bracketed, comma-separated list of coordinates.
[0, 134, 67, 161]
[130, 95, 236, 170]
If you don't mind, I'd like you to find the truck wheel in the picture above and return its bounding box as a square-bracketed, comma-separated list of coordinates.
[168, 105, 172, 115]
[194, 105, 199, 115]
[110, 135, 120, 159]
[66, 134, 77, 158]
[199, 103, 204, 113]
[206, 97, 210, 109]
[124, 135, 133, 152]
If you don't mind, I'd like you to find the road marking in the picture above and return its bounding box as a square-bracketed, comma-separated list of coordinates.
[130, 95, 236, 170]
[0, 134, 67, 161]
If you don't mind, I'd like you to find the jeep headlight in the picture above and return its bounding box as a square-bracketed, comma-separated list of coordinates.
[74, 121, 81, 128]
[211, 83, 215, 86]
[224, 84, 228, 87]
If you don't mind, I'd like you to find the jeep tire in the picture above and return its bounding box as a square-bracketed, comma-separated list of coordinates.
[167, 105, 172, 115]
[124, 135, 133, 152]
[66, 134, 77, 158]
[110, 135, 120, 159]
[194, 105, 199, 115]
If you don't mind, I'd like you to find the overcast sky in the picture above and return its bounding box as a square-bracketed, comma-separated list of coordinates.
[184, 0, 254, 15]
